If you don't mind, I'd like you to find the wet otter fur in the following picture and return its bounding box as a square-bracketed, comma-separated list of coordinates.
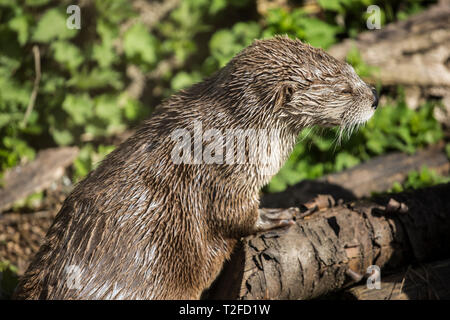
[13, 36, 378, 300]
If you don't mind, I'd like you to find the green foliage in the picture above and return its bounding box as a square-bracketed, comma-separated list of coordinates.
[0, 0, 443, 192]
[0, 0, 146, 171]
[123, 22, 159, 68]
[262, 7, 340, 49]
[315, 0, 433, 38]
[390, 166, 450, 193]
[73, 144, 116, 182]
[33, 8, 77, 42]
[210, 22, 261, 68]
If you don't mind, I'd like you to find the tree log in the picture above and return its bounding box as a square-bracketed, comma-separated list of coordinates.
[205, 183, 450, 300]
[339, 258, 450, 300]
[0, 147, 78, 213]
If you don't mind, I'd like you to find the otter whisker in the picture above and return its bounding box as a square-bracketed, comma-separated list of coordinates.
[298, 126, 316, 143]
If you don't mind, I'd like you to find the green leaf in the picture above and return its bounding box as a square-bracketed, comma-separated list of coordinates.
[0, 114, 12, 129]
[279, 167, 304, 185]
[93, 19, 118, 68]
[25, 0, 51, 6]
[317, 0, 343, 11]
[209, 22, 260, 67]
[0, 77, 30, 107]
[95, 0, 135, 24]
[40, 73, 65, 93]
[122, 95, 142, 121]
[73, 144, 94, 181]
[67, 68, 123, 90]
[8, 15, 29, 46]
[95, 95, 118, 120]
[313, 135, 333, 151]
[51, 128, 73, 146]
[73, 144, 116, 181]
[95, 95, 125, 134]
[209, 30, 236, 67]
[0, 0, 17, 6]
[96, 144, 115, 164]
[0, 53, 21, 76]
[300, 17, 338, 49]
[171, 71, 202, 91]
[209, 0, 227, 15]
[390, 181, 403, 193]
[92, 43, 116, 69]
[51, 41, 84, 71]
[334, 152, 360, 171]
[2, 137, 35, 161]
[396, 126, 412, 146]
[62, 94, 94, 125]
[266, 175, 287, 193]
[33, 9, 77, 42]
[123, 23, 158, 66]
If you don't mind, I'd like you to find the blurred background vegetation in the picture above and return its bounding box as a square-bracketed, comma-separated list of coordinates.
[0, 0, 447, 194]
[1, 0, 450, 299]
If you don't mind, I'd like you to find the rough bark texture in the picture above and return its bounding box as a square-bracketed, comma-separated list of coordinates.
[205, 183, 450, 300]
[0, 147, 79, 213]
[328, 1, 450, 119]
[340, 258, 450, 300]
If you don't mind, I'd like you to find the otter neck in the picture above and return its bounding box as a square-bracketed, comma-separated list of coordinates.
[205, 102, 300, 191]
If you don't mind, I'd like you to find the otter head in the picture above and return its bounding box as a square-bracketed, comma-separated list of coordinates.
[231, 36, 378, 133]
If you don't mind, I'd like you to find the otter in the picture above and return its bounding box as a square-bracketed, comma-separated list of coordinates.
[13, 36, 378, 300]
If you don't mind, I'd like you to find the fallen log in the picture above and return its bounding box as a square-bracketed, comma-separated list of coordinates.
[0, 147, 79, 213]
[327, 1, 450, 120]
[261, 145, 450, 207]
[340, 258, 450, 300]
[328, 1, 450, 88]
[205, 183, 450, 300]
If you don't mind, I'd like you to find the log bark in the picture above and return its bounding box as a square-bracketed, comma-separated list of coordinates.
[0, 147, 78, 213]
[205, 183, 450, 300]
[340, 258, 450, 300]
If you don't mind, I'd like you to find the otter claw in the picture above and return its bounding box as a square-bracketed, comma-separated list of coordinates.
[255, 207, 298, 233]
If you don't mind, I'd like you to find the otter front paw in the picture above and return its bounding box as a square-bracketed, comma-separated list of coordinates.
[254, 207, 298, 233]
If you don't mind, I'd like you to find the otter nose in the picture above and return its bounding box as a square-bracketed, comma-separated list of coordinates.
[371, 87, 379, 109]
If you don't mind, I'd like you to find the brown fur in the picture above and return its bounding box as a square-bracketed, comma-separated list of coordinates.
[13, 36, 377, 300]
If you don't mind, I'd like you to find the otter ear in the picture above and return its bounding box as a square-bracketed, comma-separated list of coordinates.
[273, 84, 294, 113]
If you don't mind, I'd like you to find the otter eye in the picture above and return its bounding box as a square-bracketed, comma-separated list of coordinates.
[342, 87, 352, 94]
[285, 86, 294, 101]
